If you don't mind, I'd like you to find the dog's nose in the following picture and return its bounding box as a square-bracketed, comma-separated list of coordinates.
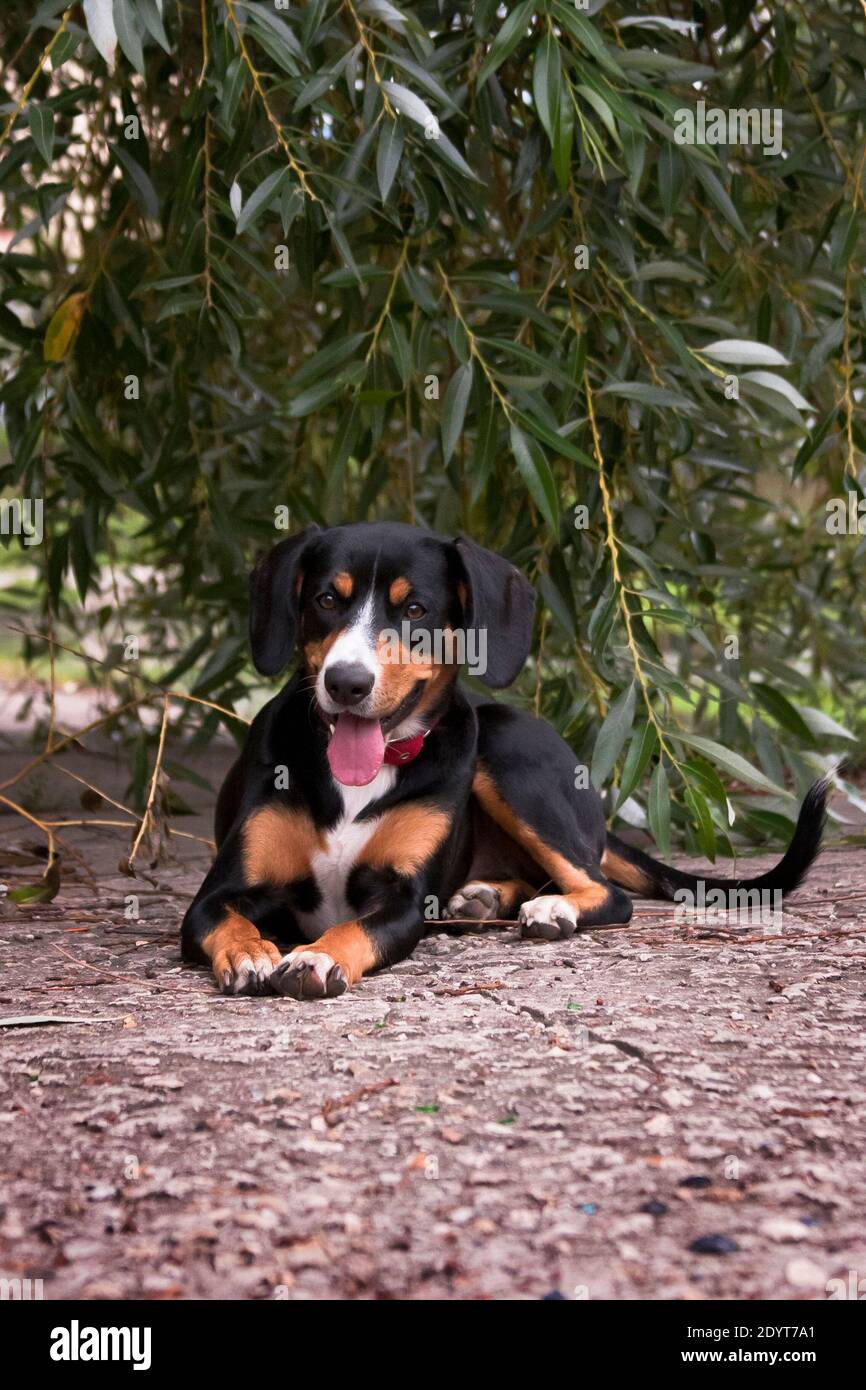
[324, 662, 375, 707]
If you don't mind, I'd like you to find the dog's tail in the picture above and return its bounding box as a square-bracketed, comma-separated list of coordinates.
[601, 776, 829, 902]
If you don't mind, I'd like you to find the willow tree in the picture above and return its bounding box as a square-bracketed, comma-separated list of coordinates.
[0, 1, 864, 854]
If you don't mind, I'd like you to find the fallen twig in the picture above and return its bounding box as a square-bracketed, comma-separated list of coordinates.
[321, 1077, 398, 1127]
[49, 942, 168, 992]
[432, 980, 506, 997]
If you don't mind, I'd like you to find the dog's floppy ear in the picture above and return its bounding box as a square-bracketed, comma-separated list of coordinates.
[249, 526, 320, 676]
[454, 536, 536, 688]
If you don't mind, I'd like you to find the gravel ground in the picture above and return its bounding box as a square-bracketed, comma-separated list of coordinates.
[1, 738, 865, 1301]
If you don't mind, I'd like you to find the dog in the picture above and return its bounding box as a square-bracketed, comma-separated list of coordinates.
[181, 522, 827, 999]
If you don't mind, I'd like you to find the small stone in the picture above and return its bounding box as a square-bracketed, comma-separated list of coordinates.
[785, 1257, 827, 1289]
[689, 1234, 739, 1255]
[661, 1087, 692, 1109]
[641, 1200, 668, 1216]
[645, 1113, 673, 1135]
[759, 1217, 808, 1243]
[85, 1183, 117, 1202]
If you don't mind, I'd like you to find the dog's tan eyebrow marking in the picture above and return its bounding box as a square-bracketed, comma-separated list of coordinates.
[333, 572, 353, 598]
[389, 576, 411, 605]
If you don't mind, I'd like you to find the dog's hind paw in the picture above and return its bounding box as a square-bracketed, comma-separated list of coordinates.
[518, 895, 579, 941]
[445, 882, 502, 921]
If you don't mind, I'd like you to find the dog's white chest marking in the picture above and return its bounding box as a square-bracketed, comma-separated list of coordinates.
[294, 766, 397, 940]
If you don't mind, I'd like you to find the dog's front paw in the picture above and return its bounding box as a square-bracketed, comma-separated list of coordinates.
[445, 881, 502, 920]
[270, 949, 349, 1000]
[518, 895, 579, 941]
[214, 939, 282, 995]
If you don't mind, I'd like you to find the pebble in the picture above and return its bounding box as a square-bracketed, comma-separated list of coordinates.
[689, 1234, 740, 1255]
[759, 1217, 808, 1243]
[85, 1183, 118, 1202]
[785, 1257, 827, 1289]
[644, 1113, 673, 1135]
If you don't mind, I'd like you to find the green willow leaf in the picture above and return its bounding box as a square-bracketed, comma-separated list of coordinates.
[236, 168, 290, 234]
[616, 722, 659, 809]
[376, 119, 404, 201]
[509, 423, 559, 533]
[648, 760, 671, 856]
[591, 683, 636, 789]
[441, 362, 473, 464]
[28, 105, 55, 165]
[477, 0, 534, 89]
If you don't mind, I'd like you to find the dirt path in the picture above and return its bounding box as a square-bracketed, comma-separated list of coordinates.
[1, 742, 864, 1301]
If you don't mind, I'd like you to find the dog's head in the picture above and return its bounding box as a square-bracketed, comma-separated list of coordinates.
[248, 522, 535, 785]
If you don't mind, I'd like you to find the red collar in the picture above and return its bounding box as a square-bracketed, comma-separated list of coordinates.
[383, 729, 430, 765]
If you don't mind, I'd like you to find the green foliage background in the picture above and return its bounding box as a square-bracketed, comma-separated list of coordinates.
[1, 0, 865, 852]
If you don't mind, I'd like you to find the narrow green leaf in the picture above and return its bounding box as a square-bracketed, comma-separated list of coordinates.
[672, 733, 787, 797]
[648, 760, 670, 855]
[441, 362, 472, 464]
[236, 168, 290, 234]
[693, 164, 747, 239]
[509, 423, 560, 533]
[591, 683, 636, 789]
[377, 119, 404, 202]
[113, 0, 146, 75]
[28, 105, 55, 165]
[616, 722, 659, 809]
[477, 0, 533, 90]
[685, 787, 716, 861]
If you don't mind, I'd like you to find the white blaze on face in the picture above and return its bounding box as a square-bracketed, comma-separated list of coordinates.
[316, 589, 379, 714]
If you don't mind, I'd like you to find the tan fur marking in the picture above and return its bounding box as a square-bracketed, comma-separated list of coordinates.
[375, 633, 435, 707]
[333, 572, 353, 598]
[413, 661, 457, 719]
[202, 911, 281, 984]
[601, 847, 653, 895]
[242, 805, 324, 887]
[472, 768, 603, 897]
[290, 920, 376, 985]
[359, 803, 451, 876]
[389, 576, 411, 605]
[488, 878, 535, 914]
[560, 881, 611, 914]
[303, 627, 340, 673]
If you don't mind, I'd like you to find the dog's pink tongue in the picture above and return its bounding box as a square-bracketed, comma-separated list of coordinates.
[327, 713, 385, 786]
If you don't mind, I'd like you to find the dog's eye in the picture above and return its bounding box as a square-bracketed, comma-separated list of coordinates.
[317, 592, 336, 610]
[405, 601, 426, 620]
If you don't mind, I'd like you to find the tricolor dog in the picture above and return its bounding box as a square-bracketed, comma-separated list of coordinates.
[181, 522, 826, 998]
